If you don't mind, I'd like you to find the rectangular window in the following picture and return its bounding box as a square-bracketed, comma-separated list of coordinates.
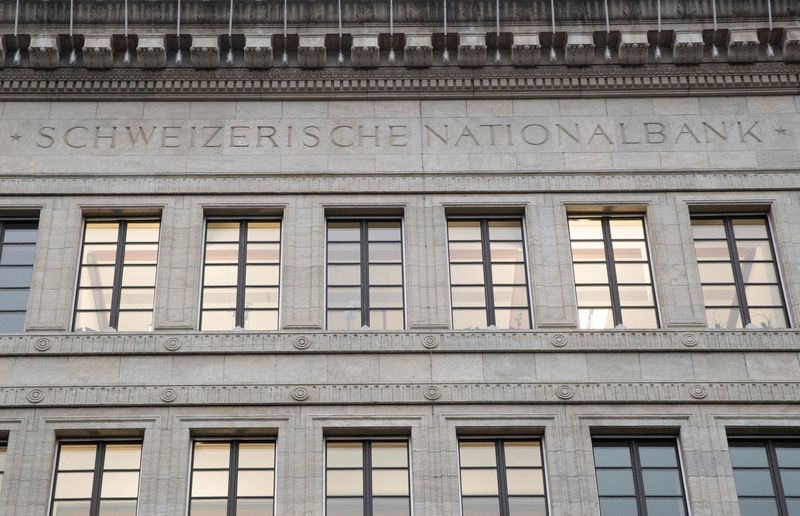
[569, 216, 658, 329]
[50, 441, 142, 516]
[189, 440, 276, 516]
[73, 220, 160, 332]
[691, 216, 788, 329]
[447, 218, 532, 330]
[730, 439, 800, 516]
[201, 220, 281, 331]
[326, 219, 405, 330]
[0, 441, 6, 495]
[593, 438, 687, 516]
[325, 439, 410, 516]
[0, 220, 38, 332]
[458, 438, 547, 516]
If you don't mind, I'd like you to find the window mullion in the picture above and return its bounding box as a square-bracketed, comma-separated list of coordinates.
[480, 219, 497, 327]
[767, 441, 791, 516]
[724, 217, 751, 326]
[235, 221, 248, 329]
[630, 441, 648, 516]
[228, 441, 239, 516]
[496, 440, 510, 516]
[109, 222, 128, 330]
[361, 221, 370, 329]
[601, 218, 623, 327]
[364, 441, 372, 516]
[89, 443, 105, 516]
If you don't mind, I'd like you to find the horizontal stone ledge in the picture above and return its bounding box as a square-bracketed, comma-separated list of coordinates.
[6, 330, 800, 356]
[7, 382, 800, 407]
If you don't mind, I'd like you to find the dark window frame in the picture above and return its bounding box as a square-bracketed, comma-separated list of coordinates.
[592, 437, 689, 516]
[568, 214, 660, 329]
[72, 218, 161, 331]
[49, 439, 143, 516]
[0, 218, 38, 332]
[729, 437, 800, 516]
[691, 214, 789, 328]
[325, 217, 406, 330]
[446, 216, 533, 329]
[457, 436, 549, 516]
[199, 218, 282, 331]
[188, 438, 277, 516]
[324, 437, 411, 516]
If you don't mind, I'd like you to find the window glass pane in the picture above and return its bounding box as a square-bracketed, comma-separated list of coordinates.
[462, 497, 501, 516]
[123, 244, 158, 264]
[448, 221, 481, 241]
[201, 310, 236, 331]
[328, 265, 361, 286]
[191, 470, 229, 498]
[504, 442, 542, 467]
[702, 285, 739, 307]
[618, 286, 655, 307]
[781, 470, 800, 497]
[598, 497, 639, 516]
[786, 499, 800, 516]
[55, 472, 95, 499]
[372, 470, 409, 496]
[0, 244, 35, 265]
[734, 469, 776, 497]
[642, 469, 682, 496]
[246, 243, 280, 264]
[595, 469, 636, 496]
[0, 265, 33, 288]
[82, 244, 118, 265]
[449, 242, 484, 262]
[730, 446, 769, 468]
[116, 311, 153, 331]
[452, 287, 486, 308]
[245, 265, 280, 286]
[204, 265, 239, 286]
[691, 218, 726, 239]
[0, 289, 28, 311]
[494, 309, 531, 330]
[121, 266, 156, 287]
[593, 446, 631, 468]
[328, 222, 361, 242]
[239, 443, 275, 469]
[202, 288, 238, 309]
[369, 287, 403, 308]
[737, 498, 780, 516]
[776, 447, 800, 468]
[506, 469, 544, 496]
[576, 286, 612, 307]
[745, 285, 783, 307]
[235, 498, 274, 516]
[451, 264, 485, 285]
[706, 308, 743, 329]
[491, 263, 526, 284]
[615, 263, 651, 284]
[327, 310, 361, 330]
[368, 221, 401, 241]
[508, 497, 547, 516]
[52, 500, 92, 516]
[100, 471, 140, 498]
[740, 262, 778, 284]
[369, 265, 403, 286]
[193, 442, 230, 469]
[698, 263, 735, 283]
[247, 221, 281, 241]
[748, 307, 787, 328]
[327, 470, 363, 496]
[85, 223, 120, 242]
[119, 288, 155, 310]
[645, 498, 686, 516]
[244, 287, 279, 309]
[327, 498, 364, 516]
[573, 263, 609, 284]
[492, 286, 528, 307]
[488, 220, 522, 241]
[736, 241, 773, 261]
[612, 241, 648, 262]
[461, 469, 499, 495]
[620, 308, 658, 329]
[189, 498, 228, 516]
[453, 309, 487, 330]
[639, 446, 678, 468]
[570, 241, 606, 262]
[569, 218, 603, 240]
[733, 218, 769, 239]
[206, 222, 240, 242]
[372, 443, 408, 468]
[104, 444, 141, 470]
[76, 289, 113, 311]
[78, 266, 114, 288]
[579, 308, 614, 330]
[327, 442, 363, 468]
[372, 497, 410, 516]
[237, 470, 274, 497]
[3, 226, 38, 243]
[74, 311, 110, 332]
[609, 218, 645, 240]
[0, 312, 25, 332]
[328, 243, 361, 263]
[97, 499, 138, 516]
[0, 446, 6, 471]
[243, 310, 279, 331]
[369, 243, 402, 263]
[328, 287, 362, 309]
[490, 242, 524, 262]
[59, 445, 97, 470]
[694, 240, 731, 261]
[125, 222, 160, 242]
[460, 442, 497, 467]
[369, 310, 404, 330]
[205, 243, 239, 264]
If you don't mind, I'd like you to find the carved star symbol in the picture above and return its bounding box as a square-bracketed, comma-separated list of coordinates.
[775, 127, 788, 135]
[9, 132, 21, 141]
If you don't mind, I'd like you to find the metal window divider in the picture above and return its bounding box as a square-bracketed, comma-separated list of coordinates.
[479, 219, 497, 328]
[109, 222, 129, 330]
[628, 440, 649, 516]
[767, 440, 792, 516]
[600, 218, 624, 328]
[494, 439, 511, 516]
[723, 217, 752, 327]
[235, 221, 249, 329]
[364, 441, 373, 516]
[227, 440, 240, 516]
[360, 221, 371, 329]
[89, 442, 106, 516]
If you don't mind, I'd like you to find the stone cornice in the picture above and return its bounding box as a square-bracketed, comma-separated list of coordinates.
[0, 62, 798, 100]
[9, 330, 800, 356]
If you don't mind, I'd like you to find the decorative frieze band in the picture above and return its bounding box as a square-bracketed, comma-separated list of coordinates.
[8, 381, 800, 407]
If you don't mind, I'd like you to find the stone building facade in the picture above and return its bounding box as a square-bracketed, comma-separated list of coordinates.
[1, 0, 800, 515]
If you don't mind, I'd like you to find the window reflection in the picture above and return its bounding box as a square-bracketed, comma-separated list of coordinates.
[0, 220, 38, 333]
